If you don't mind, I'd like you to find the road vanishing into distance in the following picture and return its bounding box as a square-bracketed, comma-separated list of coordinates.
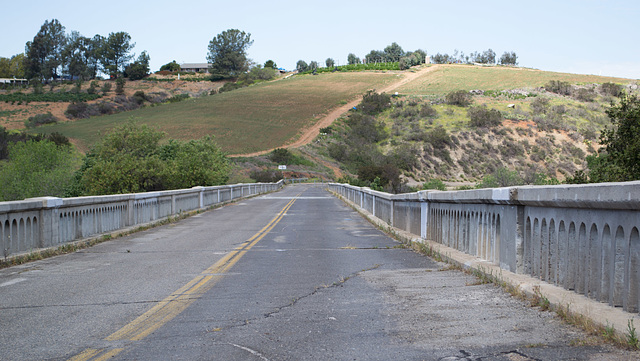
[0, 184, 636, 360]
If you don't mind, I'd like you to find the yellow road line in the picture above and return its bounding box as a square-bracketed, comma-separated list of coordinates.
[69, 195, 299, 360]
[93, 348, 124, 361]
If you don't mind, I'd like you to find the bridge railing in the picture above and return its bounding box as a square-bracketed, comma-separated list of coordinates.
[0, 181, 284, 259]
[329, 181, 640, 314]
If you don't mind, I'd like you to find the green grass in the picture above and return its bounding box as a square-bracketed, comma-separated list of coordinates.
[398, 64, 633, 95]
[36, 72, 397, 154]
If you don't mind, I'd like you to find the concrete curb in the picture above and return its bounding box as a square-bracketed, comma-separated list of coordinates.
[332, 190, 640, 337]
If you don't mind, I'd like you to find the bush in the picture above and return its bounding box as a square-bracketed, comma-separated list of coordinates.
[600, 82, 622, 97]
[477, 167, 523, 188]
[0, 140, 78, 201]
[359, 91, 391, 115]
[530, 97, 549, 114]
[468, 105, 502, 127]
[327, 142, 347, 161]
[70, 123, 230, 196]
[25, 112, 58, 128]
[250, 169, 283, 183]
[269, 148, 293, 164]
[115, 78, 126, 95]
[573, 87, 596, 102]
[446, 90, 472, 107]
[87, 81, 99, 95]
[419, 104, 437, 118]
[219, 82, 245, 93]
[65, 102, 90, 119]
[425, 126, 452, 148]
[423, 179, 446, 191]
[166, 94, 190, 103]
[545, 80, 572, 95]
[133, 91, 147, 105]
[345, 113, 388, 143]
[101, 82, 112, 95]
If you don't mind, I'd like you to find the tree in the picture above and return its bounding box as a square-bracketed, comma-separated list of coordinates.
[365, 50, 384, 64]
[582, 94, 640, 182]
[412, 49, 427, 64]
[264, 59, 277, 69]
[86, 35, 105, 79]
[160, 60, 181, 72]
[0, 57, 10, 77]
[101, 32, 135, 78]
[472, 49, 496, 64]
[499, 51, 518, 65]
[309, 61, 318, 72]
[347, 53, 360, 65]
[207, 29, 253, 79]
[63, 31, 93, 80]
[70, 122, 230, 195]
[325, 58, 335, 68]
[25, 19, 67, 80]
[124, 51, 150, 80]
[431, 53, 454, 64]
[383, 42, 404, 62]
[296, 60, 308, 73]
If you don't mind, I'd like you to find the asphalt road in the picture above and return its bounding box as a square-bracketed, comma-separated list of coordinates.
[0, 184, 636, 360]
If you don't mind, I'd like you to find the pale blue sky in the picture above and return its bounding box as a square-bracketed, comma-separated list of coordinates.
[2, 0, 638, 79]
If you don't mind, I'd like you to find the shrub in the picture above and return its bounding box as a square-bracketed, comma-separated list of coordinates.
[423, 179, 446, 191]
[390, 143, 419, 171]
[133, 91, 147, 105]
[468, 105, 502, 127]
[599, 82, 622, 97]
[87, 81, 99, 95]
[219, 82, 245, 93]
[419, 104, 437, 118]
[573, 87, 596, 102]
[65, 102, 89, 119]
[530, 97, 549, 114]
[425, 126, 452, 148]
[0, 140, 78, 201]
[115, 78, 126, 95]
[25, 112, 58, 128]
[446, 90, 472, 107]
[250, 169, 283, 183]
[101, 82, 112, 95]
[359, 91, 391, 115]
[319, 126, 333, 134]
[545, 80, 572, 95]
[327, 142, 347, 161]
[166, 94, 190, 103]
[346, 113, 388, 143]
[477, 167, 523, 188]
[269, 148, 293, 164]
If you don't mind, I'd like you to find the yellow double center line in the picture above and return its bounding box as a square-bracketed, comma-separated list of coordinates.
[69, 196, 298, 361]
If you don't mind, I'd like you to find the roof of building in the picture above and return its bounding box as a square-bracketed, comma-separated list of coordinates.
[180, 63, 211, 68]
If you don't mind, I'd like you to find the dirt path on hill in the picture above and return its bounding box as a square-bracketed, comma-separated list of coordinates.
[230, 65, 439, 159]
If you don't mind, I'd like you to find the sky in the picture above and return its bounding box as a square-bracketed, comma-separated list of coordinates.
[1, 0, 639, 79]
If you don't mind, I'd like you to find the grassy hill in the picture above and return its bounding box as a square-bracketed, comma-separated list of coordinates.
[396, 65, 632, 95]
[305, 65, 637, 188]
[34, 72, 398, 154]
[4, 64, 637, 187]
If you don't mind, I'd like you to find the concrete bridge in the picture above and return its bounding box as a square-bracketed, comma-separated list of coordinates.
[1, 181, 640, 359]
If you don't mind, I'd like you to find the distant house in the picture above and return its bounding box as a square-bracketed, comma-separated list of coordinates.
[180, 63, 211, 73]
[0, 78, 28, 85]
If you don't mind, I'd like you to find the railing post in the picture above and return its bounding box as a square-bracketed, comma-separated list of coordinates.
[36, 197, 63, 248]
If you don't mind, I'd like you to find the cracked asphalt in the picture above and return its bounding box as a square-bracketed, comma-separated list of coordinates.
[0, 184, 637, 360]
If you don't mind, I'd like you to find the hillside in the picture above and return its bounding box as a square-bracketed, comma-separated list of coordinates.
[1, 64, 637, 187]
[306, 65, 637, 188]
[11, 72, 398, 154]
